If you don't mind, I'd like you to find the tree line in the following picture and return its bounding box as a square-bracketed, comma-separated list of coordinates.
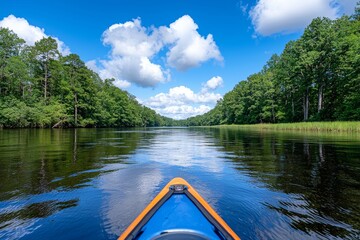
[0, 29, 176, 128]
[184, 9, 359, 126]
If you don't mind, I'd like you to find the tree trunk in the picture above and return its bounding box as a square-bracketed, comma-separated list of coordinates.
[74, 92, 78, 127]
[52, 120, 63, 128]
[318, 83, 323, 113]
[22, 84, 25, 99]
[304, 87, 309, 121]
[44, 53, 50, 102]
[44, 63, 47, 101]
[290, 88, 295, 121]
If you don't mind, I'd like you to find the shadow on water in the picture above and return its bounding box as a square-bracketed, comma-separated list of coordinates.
[205, 127, 360, 239]
[0, 129, 143, 199]
[0, 199, 79, 229]
[0, 128, 145, 239]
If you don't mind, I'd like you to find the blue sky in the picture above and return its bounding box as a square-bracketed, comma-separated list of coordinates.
[0, 0, 357, 119]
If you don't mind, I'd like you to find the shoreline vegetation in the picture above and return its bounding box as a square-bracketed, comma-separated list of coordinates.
[213, 122, 360, 133]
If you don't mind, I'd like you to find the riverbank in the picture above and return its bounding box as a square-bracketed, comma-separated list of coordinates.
[214, 121, 360, 132]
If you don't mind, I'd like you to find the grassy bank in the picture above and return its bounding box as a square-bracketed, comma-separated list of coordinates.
[216, 122, 360, 132]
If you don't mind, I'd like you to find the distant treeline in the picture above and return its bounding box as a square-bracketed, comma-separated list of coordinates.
[0, 29, 176, 128]
[183, 8, 359, 126]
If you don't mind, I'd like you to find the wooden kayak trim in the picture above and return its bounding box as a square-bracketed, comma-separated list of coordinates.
[118, 177, 240, 240]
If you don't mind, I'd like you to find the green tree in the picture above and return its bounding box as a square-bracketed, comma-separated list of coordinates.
[61, 54, 86, 126]
[0, 28, 25, 95]
[4, 56, 28, 98]
[32, 37, 59, 102]
[333, 15, 360, 119]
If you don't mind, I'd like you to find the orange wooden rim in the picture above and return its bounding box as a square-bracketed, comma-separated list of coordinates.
[118, 177, 240, 240]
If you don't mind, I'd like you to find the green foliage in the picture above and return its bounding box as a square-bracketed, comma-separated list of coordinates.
[0, 97, 67, 128]
[0, 33, 170, 128]
[0, 28, 25, 96]
[184, 10, 360, 126]
[0, 97, 31, 127]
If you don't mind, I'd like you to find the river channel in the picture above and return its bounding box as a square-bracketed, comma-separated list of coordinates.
[0, 128, 359, 239]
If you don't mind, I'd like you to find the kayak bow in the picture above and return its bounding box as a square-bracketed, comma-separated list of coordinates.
[119, 177, 240, 240]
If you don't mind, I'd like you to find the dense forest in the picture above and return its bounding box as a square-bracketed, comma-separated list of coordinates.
[184, 9, 359, 126]
[0, 29, 176, 128]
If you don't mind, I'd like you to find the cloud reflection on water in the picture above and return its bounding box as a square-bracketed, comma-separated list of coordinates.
[100, 128, 228, 237]
[145, 129, 226, 172]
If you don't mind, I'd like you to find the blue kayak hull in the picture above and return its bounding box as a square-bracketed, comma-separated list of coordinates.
[119, 178, 240, 240]
[137, 193, 224, 239]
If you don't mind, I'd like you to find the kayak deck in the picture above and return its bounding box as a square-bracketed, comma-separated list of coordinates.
[136, 193, 223, 239]
[119, 178, 240, 240]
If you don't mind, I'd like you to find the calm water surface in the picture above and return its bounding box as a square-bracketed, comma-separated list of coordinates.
[0, 128, 359, 239]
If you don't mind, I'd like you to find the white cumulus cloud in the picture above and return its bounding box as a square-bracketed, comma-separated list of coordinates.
[99, 56, 166, 88]
[97, 18, 167, 88]
[250, 0, 339, 36]
[202, 76, 223, 91]
[85, 59, 131, 88]
[0, 15, 70, 55]
[156, 105, 212, 120]
[164, 15, 223, 71]
[85, 60, 99, 72]
[144, 76, 223, 119]
[91, 15, 222, 88]
[147, 85, 221, 108]
[103, 18, 163, 58]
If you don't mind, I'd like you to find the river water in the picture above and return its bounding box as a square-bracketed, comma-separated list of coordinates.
[0, 128, 359, 239]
